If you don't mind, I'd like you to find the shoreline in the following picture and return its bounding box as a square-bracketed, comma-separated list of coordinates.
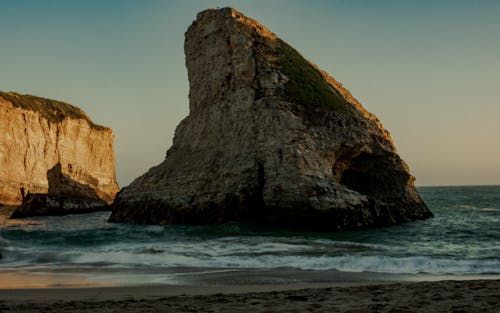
[1, 279, 499, 312]
[0, 282, 393, 301]
[2, 266, 500, 289]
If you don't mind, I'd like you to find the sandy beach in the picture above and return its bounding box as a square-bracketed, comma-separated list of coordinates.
[0, 279, 499, 312]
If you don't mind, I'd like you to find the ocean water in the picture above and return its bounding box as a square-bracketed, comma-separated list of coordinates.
[1, 186, 499, 285]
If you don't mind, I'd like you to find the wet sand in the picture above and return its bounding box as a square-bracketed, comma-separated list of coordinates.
[0, 279, 499, 312]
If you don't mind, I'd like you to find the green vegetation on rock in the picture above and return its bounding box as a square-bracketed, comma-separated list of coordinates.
[0, 91, 105, 130]
[257, 36, 350, 113]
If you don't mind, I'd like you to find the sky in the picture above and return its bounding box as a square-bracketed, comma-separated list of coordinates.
[1, 0, 499, 187]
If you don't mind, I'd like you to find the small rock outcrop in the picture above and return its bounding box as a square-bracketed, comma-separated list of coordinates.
[0, 91, 119, 215]
[110, 8, 432, 230]
[11, 194, 107, 218]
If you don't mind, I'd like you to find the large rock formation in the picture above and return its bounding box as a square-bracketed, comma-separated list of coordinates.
[0, 91, 119, 212]
[110, 8, 432, 230]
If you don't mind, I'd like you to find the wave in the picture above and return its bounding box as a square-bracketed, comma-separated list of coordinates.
[308, 255, 500, 274]
[62, 250, 500, 275]
[2, 233, 499, 275]
[481, 208, 500, 212]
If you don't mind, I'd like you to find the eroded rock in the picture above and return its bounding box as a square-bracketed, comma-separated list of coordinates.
[110, 8, 432, 230]
[0, 91, 119, 215]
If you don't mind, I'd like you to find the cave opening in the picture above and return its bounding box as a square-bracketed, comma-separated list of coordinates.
[334, 151, 408, 200]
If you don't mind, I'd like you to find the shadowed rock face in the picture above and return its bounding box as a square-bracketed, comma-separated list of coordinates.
[47, 163, 101, 201]
[10, 154, 111, 218]
[110, 7, 432, 230]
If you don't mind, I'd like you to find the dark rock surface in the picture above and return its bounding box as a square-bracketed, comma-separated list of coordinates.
[110, 8, 432, 230]
[10, 194, 107, 218]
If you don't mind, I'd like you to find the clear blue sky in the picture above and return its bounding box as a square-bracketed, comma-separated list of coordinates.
[1, 0, 499, 186]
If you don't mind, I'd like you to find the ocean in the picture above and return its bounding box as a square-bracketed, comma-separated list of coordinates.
[1, 186, 499, 286]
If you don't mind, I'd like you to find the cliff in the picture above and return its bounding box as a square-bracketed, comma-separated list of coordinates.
[110, 8, 432, 230]
[0, 91, 119, 207]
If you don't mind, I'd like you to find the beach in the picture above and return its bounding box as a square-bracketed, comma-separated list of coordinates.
[1, 279, 499, 312]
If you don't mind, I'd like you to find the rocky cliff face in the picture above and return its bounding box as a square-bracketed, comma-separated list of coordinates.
[110, 8, 432, 230]
[0, 91, 119, 207]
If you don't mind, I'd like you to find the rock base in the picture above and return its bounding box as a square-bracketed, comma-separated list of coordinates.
[10, 194, 109, 218]
[110, 197, 431, 231]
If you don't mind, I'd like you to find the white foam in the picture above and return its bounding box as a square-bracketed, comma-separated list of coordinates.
[70, 245, 500, 275]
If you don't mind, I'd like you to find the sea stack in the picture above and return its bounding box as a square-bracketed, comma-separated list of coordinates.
[0, 91, 119, 217]
[110, 8, 432, 230]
